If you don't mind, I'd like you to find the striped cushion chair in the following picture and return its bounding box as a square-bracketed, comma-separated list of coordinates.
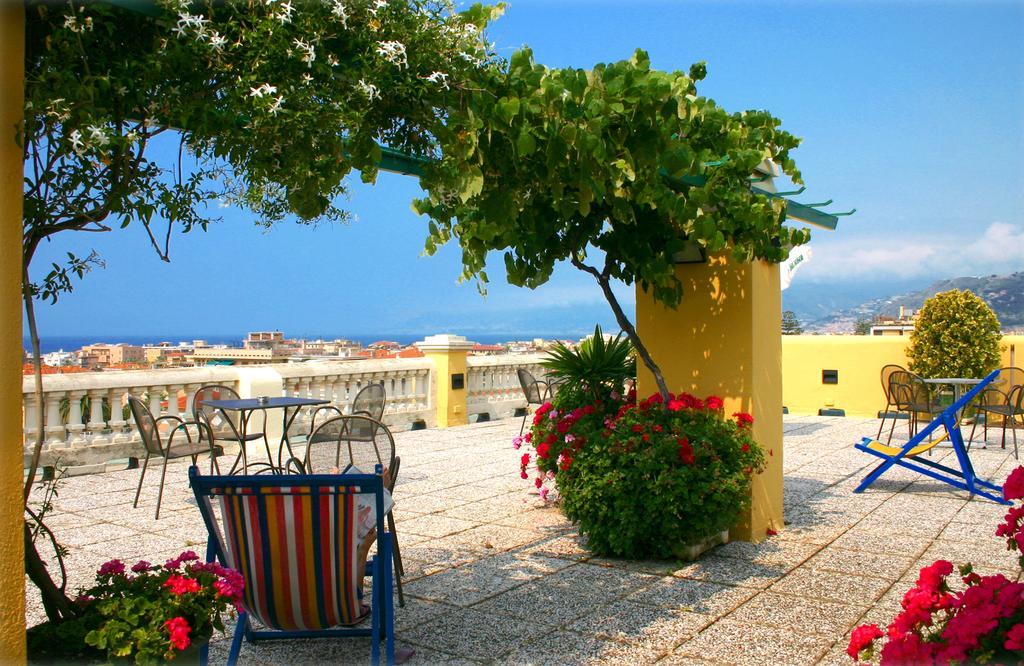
[189, 467, 395, 665]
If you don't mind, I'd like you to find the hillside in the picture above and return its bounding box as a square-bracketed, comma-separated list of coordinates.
[807, 272, 1024, 332]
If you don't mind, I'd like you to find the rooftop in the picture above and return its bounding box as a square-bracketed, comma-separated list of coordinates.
[28, 415, 1020, 665]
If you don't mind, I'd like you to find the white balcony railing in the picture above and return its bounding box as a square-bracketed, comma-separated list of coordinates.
[21, 353, 550, 470]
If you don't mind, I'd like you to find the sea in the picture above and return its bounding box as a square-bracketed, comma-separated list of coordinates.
[28, 332, 575, 354]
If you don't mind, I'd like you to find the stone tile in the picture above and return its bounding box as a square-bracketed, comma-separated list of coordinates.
[626, 578, 756, 618]
[803, 546, 916, 579]
[674, 619, 831, 666]
[710, 539, 819, 568]
[440, 523, 542, 554]
[769, 567, 894, 605]
[567, 600, 713, 651]
[397, 514, 481, 539]
[829, 530, 933, 557]
[500, 629, 665, 665]
[727, 591, 869, 637]
[520, 533, 594, 562]
[401, 608, 542, 661]
[673, 556, 789, 589]
[404, 553, 568, 607]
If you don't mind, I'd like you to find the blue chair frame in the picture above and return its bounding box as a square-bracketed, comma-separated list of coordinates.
[854, 369, 1009, 505]
[189, 466, 395, 665]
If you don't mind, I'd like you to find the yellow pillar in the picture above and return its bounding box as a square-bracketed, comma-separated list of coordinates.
[636, 254, 783, 543]
[415, 334, 474, 428]
[0, 2, 27, 659]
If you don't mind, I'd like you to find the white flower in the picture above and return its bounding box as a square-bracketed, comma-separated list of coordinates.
[376, 40, 407, 68]
[293, 38, 315, 66]
[63, 14, 78, 32]
[267, 95, 284, 115]
[249, 83, 277, 98]
[330, 0, 347, 26]
[68, 129, 85, 154]
[209, 32, 227, 51]
[86, 124, 109, 147]
[327, 54, 339, 67]
[368, 0, 387, 16]
[425, 71, 449, 90]
[83, 16, 93, 31]
[301, 73, 313, 84]
[357, 79, 380, 101]
[274, 1, 293, 23]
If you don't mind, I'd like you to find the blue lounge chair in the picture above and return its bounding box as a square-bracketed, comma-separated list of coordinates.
[854, 369, 1008, 505]
[190, 466, 395, 665]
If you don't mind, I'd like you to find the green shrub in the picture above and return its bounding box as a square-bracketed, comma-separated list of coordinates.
[908, 290, 1002, 379]
[520, 387, 763, 559]
[540, 325, 635, 401]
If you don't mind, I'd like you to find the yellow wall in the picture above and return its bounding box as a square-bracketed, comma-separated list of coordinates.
[424, 350, 468, 427]
[0, 3, 27, 659]
[781, 334, 1024, 417]
[636, 256, 783, 543]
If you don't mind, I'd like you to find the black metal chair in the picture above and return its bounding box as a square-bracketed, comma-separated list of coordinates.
[968, 367, 1023, 457]
[890, 371, 944, 439]
[129, 394, 220, 519]
[877, 364, 908, 443]
[309, 383, 386, 442]
[193, 384, 271, 474]
[304, 415, 405, 607]
[517, 368, 549, 435]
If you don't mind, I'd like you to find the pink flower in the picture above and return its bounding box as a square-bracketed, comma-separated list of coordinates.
[704, 396, 724, 411]
[1004, 466, 1024, 501]
[164, 617, 191, 651]
[130, 560, 152, 573]
[1005, 623, 1024, 650]
[512, 436, 523, 450]
[97, 559, 125, 577]
[165, 550, 199, 570]
[564, 433, 575, 443]
[539, 486, 549, 501]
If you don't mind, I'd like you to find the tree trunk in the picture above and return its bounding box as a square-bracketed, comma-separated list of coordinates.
[571, 258, 671, 402]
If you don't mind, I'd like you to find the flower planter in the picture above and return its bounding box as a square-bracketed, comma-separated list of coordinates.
[672, 529, 730, 561]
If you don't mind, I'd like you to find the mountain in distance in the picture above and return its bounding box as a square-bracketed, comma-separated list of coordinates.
[802, 272, 1024, 333]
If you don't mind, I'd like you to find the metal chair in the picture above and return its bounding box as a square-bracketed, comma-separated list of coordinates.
[309, 383, 386, 442]
[968, 367, 1023, 457]
[517, 368, 549, 435]
[192, 384, 271, 474]
[877, 364, 907, 443]
[891, 371, 944, 438]
[128, 395, 220, 519]
[304, 415, 406, 607]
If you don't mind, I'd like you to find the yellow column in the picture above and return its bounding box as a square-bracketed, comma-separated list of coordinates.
[415, 334, 474, 428]
[636, 254, 783, 543]
[0, 2, 27, 659]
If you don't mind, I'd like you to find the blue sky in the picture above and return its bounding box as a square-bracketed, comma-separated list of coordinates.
[29, 0, 1024, 340]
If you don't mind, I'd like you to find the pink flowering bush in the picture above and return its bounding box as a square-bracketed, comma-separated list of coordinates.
[27, 550, 243, 663]
[848, 467, 1024, 664]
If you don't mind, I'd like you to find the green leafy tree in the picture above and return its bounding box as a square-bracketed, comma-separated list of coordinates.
[907, 290, 1002, 379]
[781, 310, 804, 335]
[22, 0, 501, 623]
[854, 318, 872, 335]
[414, 48, 809, 399]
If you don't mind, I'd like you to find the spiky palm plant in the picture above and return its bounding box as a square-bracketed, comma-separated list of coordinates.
[541, 325, 636, 399]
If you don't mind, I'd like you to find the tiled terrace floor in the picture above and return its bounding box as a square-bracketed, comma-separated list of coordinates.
[26, 415, 1022, 665]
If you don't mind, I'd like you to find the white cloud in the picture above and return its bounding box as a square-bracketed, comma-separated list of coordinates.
[799, 222, 1024, 282]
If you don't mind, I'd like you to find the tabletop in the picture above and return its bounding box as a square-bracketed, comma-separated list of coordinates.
[920, 377, 984, 385]
[202, 397, 330, 410]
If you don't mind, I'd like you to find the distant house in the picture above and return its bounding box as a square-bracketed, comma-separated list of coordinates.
[870, 306, 917, 337]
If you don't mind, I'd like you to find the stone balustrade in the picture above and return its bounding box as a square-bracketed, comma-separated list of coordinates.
[466, 354, 547, 420]
[21, 354, 547, 471]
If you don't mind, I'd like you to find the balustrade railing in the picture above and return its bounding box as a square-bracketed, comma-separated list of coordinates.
[22, 353, 547, 471]
[466, 353, 547, 420]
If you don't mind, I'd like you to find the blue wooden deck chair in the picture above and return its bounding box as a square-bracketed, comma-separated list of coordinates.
[854, 369, 1008, 505]
[189, 466, 395, 665]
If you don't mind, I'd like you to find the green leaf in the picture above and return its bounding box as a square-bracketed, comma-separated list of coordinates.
[516, 128, 537, 155]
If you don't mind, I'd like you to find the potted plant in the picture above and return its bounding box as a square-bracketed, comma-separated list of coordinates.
[27, 550, 243, 664]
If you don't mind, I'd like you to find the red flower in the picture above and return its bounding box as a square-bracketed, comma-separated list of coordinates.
[677, 437, 695, 465]
[536, 442, 551, 459]
[705, 396, 724, 411]
[97, 559, 125, 577]
[583, 404, 596, 415]
[164, 617, 191, 651]
[534, 477, 543, 489]
[524, 432, 532, 443]
[163, 574, 201, 596]
[631, 424, 644, 434]
[846, 623, 883, 660]
[733, 412, 754, 428]
[652, 425, 663, 433]
[520, 471, 528, 480]
[642, 434, 650, 442]
[741, 443, 750, 453]
[520, 453, 531, 466]
[1004, 466, 1024, 501]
